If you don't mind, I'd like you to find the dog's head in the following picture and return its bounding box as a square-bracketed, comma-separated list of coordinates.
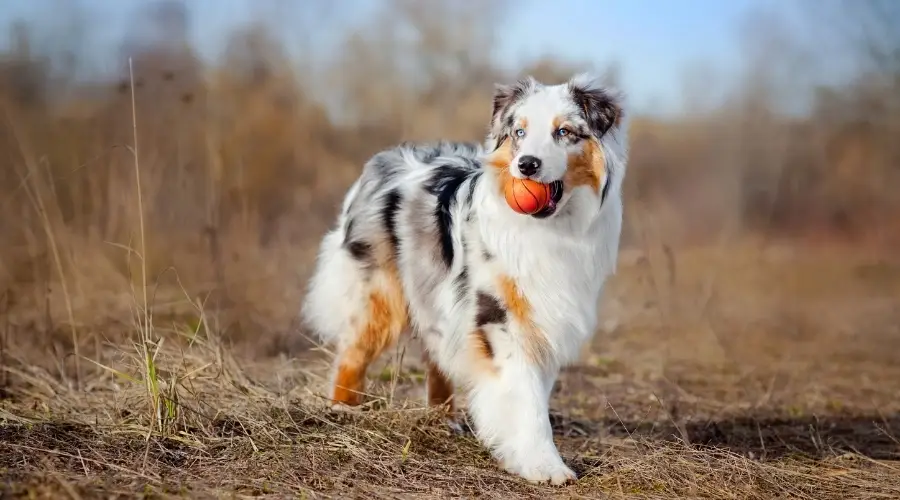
[486, 74, 623, 219]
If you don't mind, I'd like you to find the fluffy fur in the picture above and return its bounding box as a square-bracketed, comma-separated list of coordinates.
[301, 74, 628, 485]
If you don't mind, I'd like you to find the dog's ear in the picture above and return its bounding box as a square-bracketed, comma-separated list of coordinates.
[568, 74, 623, 139]
[489, 77, 536, 141]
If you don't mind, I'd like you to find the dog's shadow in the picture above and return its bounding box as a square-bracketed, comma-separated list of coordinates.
[548, 411, 900, 461]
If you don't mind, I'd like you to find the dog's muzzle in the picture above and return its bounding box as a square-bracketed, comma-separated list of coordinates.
[531, 180, 564, 219]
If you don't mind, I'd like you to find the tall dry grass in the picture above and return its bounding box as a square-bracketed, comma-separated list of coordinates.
[0, 0, 897, 363]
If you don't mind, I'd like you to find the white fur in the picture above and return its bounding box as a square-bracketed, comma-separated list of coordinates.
[301, 75, 628, 485]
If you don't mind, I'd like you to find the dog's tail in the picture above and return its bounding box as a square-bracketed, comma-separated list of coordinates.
[299, 177, 368, 347]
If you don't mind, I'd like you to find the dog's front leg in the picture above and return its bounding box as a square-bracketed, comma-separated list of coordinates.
[467, 355, 575, 485]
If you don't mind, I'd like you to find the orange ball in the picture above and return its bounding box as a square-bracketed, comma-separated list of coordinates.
[504, 177, 552, 215]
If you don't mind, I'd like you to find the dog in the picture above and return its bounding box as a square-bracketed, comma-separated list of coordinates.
[301, 73, 628, 485]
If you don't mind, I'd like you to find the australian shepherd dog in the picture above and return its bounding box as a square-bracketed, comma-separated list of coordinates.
[302, 74, 628, 484]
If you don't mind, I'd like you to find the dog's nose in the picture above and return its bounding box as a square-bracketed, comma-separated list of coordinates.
[517, 155, 542, 177]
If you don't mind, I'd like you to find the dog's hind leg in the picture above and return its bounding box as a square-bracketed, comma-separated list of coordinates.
[302, 227, 408, 407]
[330, 266, 406, 407]
[423, 351, 454, 410]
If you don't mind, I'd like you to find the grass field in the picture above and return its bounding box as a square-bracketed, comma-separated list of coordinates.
[2, 242, 899, 499]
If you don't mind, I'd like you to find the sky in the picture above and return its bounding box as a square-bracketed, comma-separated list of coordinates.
[0, 0, 799, 116]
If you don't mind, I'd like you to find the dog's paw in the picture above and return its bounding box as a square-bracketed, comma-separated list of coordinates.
[501, 455, 577, 485]
[446, 418, 468, 435]
[445, 416, 476, 436]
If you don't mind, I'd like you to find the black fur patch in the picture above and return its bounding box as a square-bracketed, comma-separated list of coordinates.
[454, 266, 469, 302]
[425, 164, 475, 268]
[382, 189, 402, 254]
[475, 292, 507, 327]
[569, 83, 621, 138]
[559, 123, 591, 144]
[601, 170, 612, 204]
[492, 77, 535, 132]
[346, 240, 373, 262]
[343, 218, 374, 270]
[466, 171, 481, 205]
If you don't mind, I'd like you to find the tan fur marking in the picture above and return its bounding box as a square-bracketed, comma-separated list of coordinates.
[499, 275, 531, 323]
[468, 328, 499, 376]
[497, 275, 552, 364]
[331, 263, 408, 406]
[565, 138, 605, 192]
[488, 137, 514, 167]
[552, 115, 564, 131]
[488, 137, 514, 195]
[423, 352, 454, 409]
[473, 328, 495, 360]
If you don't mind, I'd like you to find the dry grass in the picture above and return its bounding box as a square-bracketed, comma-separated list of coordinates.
[3, 244, 900, 499]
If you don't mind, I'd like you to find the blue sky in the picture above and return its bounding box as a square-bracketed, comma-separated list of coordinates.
[499, 0, 771, 112]
[1, 0, 792, 115]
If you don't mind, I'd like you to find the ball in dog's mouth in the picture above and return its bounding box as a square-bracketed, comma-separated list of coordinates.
[530, 180, 564, 219]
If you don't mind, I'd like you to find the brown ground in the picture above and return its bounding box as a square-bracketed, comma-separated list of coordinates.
[2, 242, 900, 499]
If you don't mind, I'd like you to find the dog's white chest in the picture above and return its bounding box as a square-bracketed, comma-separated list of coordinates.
[483, 229, 607, 361]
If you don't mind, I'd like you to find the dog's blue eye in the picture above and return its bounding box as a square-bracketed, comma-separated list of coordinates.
[515, 128, 526, 138]
[556, 128, 569, 138]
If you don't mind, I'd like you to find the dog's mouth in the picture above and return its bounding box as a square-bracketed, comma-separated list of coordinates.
[531, 180, 564, 219]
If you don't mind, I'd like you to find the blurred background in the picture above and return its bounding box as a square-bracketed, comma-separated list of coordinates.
[1, 0, 898, 372]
